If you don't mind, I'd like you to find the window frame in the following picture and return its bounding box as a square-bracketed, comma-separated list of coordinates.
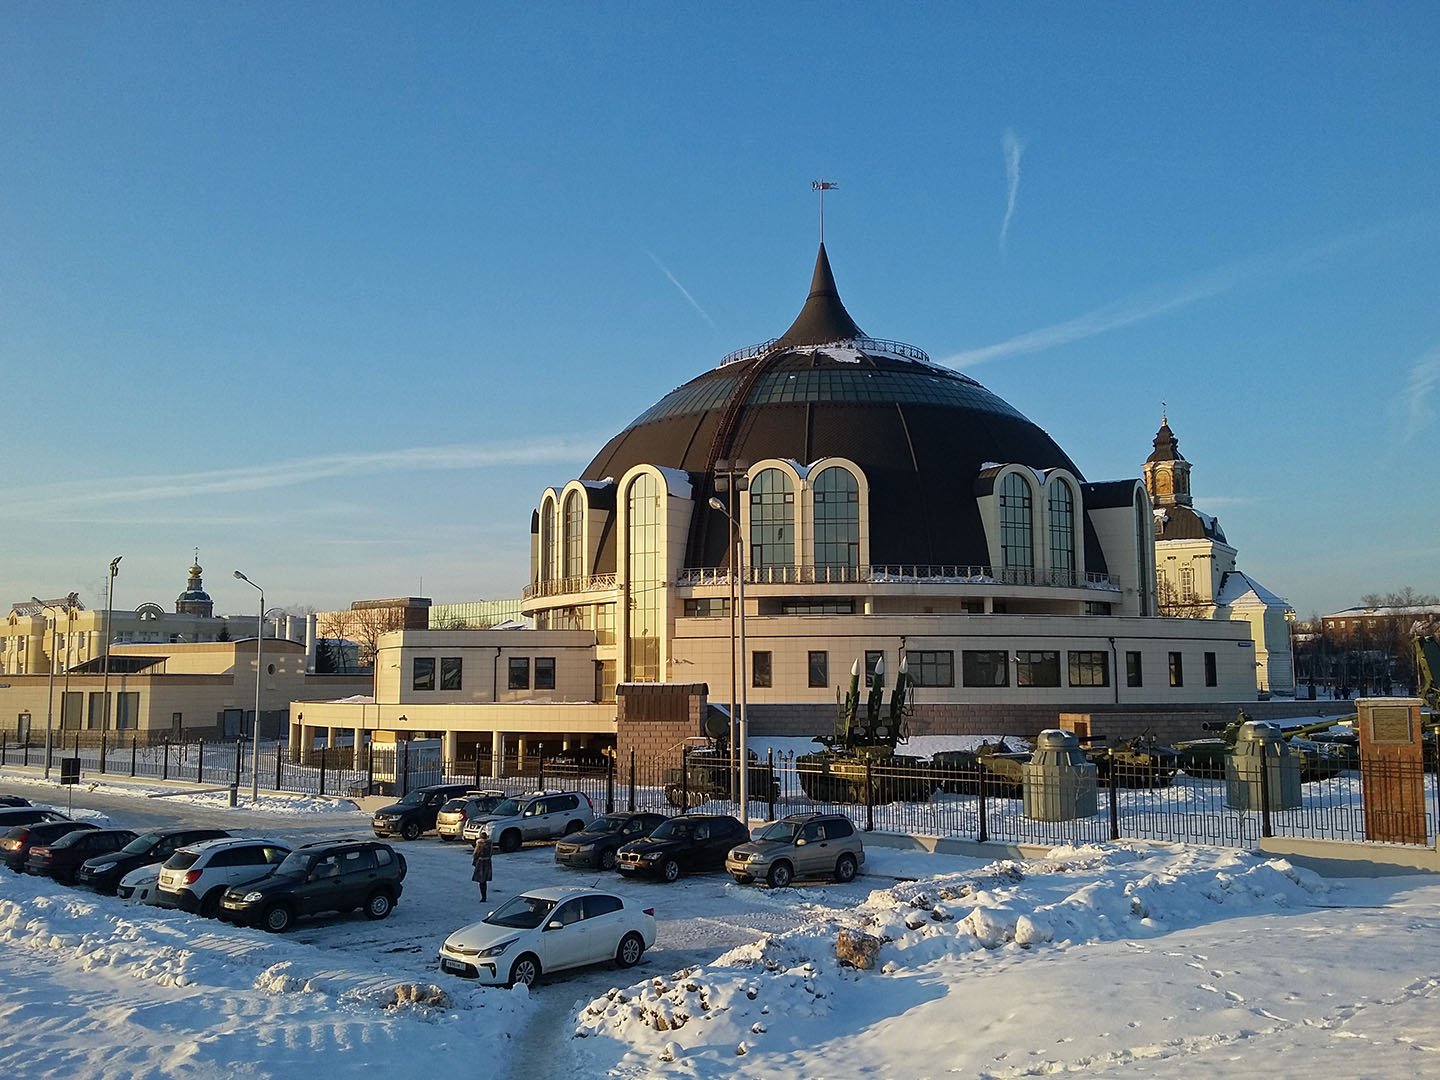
[909, 650, 955, 688]
[752, 650, 773, 689]
[412, 656, 436, 692]
[508, 656, 531, 691]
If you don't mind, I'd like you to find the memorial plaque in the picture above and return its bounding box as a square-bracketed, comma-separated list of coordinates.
[1368, 707, 1413, 744]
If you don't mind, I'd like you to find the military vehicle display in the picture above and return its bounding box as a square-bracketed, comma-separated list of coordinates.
[796, 657, 940, 804]
[1173, 712, 1351, 782]
[929, 740, 1028, 798]
[1079, 732, 1182, 788]
[662, 714, 779, 810]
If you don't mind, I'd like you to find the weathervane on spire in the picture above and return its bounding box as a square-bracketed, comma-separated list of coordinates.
[812, 179, 838, 243]
[1161, 401, 1168, 425]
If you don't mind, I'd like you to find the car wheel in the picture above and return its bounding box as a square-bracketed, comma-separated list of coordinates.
[440, 834, 456, 843]
[600, 848, 617, 871]
[508, 953, 541, 987]
[401, 820, 422, 841]
[833, 853, 858, 884]
[499, 830, 522, 854]
[766, 861, 794, 889]
[661, 858, 680, 883]
[364, 890, 394, 920]
[262, 903, 295, 933]
[616, 932, 645, 968]
[199, 887, 225, 918]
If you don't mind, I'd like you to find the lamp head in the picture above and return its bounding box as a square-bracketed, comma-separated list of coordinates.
[233, 570, 247, 582]
[707, 497, 726, 513]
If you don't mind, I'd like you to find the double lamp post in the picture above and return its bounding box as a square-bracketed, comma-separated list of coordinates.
[233, 570, 264, 803]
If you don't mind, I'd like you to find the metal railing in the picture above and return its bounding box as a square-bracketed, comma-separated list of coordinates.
[522, 573, 617, 601]
[676, 564, 1120, 590]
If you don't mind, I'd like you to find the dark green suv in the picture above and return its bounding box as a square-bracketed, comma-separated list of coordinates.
[218, 839, 407, 933]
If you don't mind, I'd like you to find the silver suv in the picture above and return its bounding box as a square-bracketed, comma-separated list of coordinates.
[726, 812, 864, 888]
[156, 837, 292, 916]
[462, 790, 594, 852]
[436, 790, 508, 842]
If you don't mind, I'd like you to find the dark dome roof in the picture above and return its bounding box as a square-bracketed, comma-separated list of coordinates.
[582, 245, 1100, 571]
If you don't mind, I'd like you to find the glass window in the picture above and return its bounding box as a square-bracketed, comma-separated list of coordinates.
[752, 650, 772, 688]
[539, 497, 556, 586]
[1204, 651, 1217, 687]
[808, 650, 828, 689]
[813, 467, 859, 574]
[751, 467, 795, 575]
[508, 657, 530, 690]
[440, 657, 462, 691]
[413, 657, 435, 692]
[563, 490, 584, 580]
[1067, 651, 1109, 687]
[1126, 651, 1143, 687]
[1000, 473, 1034, 578]
[1015, 651, 1060, 687]
[1048, 480, 1075, 585]
[1179, 566, 1195, 603]
[684, 598, 730, 617]
[910, 650, 954, 687]
[864, 650, 884, 679]
[626, 473, 662, 681]
[87, 691, 104, 729]
[115, 691, 139, 730]
[1169, 652, 1184, 687]
[535, 656, 556, 691]
[962, 650, 1010, 687]
[780, 598, 854, 615]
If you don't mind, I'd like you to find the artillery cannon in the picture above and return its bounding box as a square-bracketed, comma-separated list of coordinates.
[796, 657, 940, 804]
[1173, 711, 1350, 782]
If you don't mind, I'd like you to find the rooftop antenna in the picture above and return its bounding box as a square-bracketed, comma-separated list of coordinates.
[812, 179, 838, 243]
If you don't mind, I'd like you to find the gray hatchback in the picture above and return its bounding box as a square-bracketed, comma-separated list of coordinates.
[726, 812, 864, 888]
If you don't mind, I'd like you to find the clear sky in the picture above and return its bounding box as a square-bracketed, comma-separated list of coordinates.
[3, 4, 1437, 620]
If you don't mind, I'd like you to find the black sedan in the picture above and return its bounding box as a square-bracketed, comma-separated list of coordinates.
[77, 827, 231, 895]
[2, 820, 99, 873]
[615, 813, 749, 882]
[0, 794, 31, 808]
[26, 828, 138, 885]
[554, 811, 668, 870]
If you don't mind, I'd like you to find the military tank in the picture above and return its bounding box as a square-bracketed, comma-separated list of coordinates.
[1174, 711, 1351, 782]
[663, 719, 780, 810]
[796, 657, 941, 804]
[1080, 732, 1182, 788]
[929, 740, 1029, 799]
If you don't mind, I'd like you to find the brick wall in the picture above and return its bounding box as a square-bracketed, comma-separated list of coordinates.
[616, 683, 708, 765]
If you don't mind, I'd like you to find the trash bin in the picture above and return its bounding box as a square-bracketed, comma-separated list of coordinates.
[1225, 721, 1301, 811]
[1023, 729, 1098, 821]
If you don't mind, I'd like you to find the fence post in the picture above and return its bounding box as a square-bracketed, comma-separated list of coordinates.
[1, 730, 6, 767]
[234, 740, 243, 787]
[1433, 729, 1440, 841]
[628, 749, 636, 812]
[1108, 753, 1121, 841]
[197, 739, 205, 784]
[401, 740, 410, 798]
[367, 741, 374, 797]
[275, 741, 283, 792]
[162, 738, 169, 781]
[767, 748, 776, 820]
[1259, 743, 1274, 839]
[976, 771, 989, 844]
[99, 731, 107, 775]
[537, 754, 546, 792]
[23, 738, 28, 768]
[605, 753, 615, 815]
[319, 749, 327, 797]
[473, 749, 482, 789]
[680, 745, 690, 811]
[865, 758, 875, 832]
[130, 737, 137, 777]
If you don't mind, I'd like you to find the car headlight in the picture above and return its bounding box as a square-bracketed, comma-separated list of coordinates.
[241, 891, 265, 903]
[640, 851, 663, 862]
[476, 940, 515, 958]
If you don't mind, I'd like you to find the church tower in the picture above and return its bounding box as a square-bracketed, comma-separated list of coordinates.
[1143, 409, 1193, 509]
[175, 554, 215, 617]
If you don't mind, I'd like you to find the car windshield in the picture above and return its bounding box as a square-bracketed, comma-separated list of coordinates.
[483, 894, 558, 930]
[587, 816, 627, 834]
[754, 820, 801, 843]
[274, 851, 316, 876]
[652, 819, 693, 840]
[395, 791, 426, 807]
[489, 798, 523, 817]
[121, 832, 164, 854]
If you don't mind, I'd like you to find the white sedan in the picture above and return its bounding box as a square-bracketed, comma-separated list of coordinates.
[438, 886, 655, 986]
[116, 863, 164, 905]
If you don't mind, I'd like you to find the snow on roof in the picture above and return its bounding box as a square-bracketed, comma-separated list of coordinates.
[1216, 570, 1292, 609]
[655, 465, 693, 499]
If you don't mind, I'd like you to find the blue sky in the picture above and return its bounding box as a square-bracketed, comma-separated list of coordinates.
[2, 4, 1437, 619]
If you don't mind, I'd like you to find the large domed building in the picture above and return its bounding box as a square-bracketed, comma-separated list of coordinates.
[522, 244, 1256, 732]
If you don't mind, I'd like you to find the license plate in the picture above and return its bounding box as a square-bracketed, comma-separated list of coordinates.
[441, 957, 466, 973]
[618, 863, 636, 872]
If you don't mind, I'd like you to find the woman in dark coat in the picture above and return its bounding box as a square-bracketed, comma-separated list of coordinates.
[470, 828, 494, 902]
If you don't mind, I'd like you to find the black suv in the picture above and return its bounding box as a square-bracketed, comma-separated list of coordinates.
[76, 827, 231, 895]
[371, 783, 475, 840]
[219, 839, 407, 932]
[555, 811, 668, 870]
[616, 813, 749, 882]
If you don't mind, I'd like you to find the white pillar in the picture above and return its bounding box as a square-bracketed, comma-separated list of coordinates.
[491, 730, 504, 779]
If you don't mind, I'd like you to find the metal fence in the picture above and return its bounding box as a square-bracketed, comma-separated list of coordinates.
[3, 731, 1436, 852]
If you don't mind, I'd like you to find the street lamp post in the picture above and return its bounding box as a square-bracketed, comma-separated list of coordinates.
[32, 597, 59, 779]
[100, 557, 121, 733]
[709, 465, 750, 820]
[234, 570, 264, 803]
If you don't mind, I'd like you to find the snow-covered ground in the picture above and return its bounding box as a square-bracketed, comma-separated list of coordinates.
[1, 769, 1436, 1078]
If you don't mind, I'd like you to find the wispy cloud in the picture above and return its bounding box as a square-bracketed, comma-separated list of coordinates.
[942, 218, 1419, 370]
[3, 439, 595, 518]
[1404, 344, 1440, 440]
[647, 251, 716, 328]
[999, 129, 1024, 255]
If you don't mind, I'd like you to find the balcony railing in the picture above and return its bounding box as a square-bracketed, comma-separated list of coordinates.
[719, 335, 934, 368]
[522, 573, 617, 601]
[676, 565, 1119, 590]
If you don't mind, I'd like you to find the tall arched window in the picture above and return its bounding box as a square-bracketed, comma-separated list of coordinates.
[625, 473, 662, 681]
[813, 467, 859, 576]
[539, 498, 557, 586]
[562, 490, 584, 581]
[1048, 479, 1075, 586]
[999, 473, 1034, 580]
[750, 468, 794, 577]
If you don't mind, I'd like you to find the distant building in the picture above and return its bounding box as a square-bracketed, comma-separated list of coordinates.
[1321, 605, 1440, 639]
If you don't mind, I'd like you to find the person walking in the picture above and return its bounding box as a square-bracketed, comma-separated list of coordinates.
[470, 827, 494, 903]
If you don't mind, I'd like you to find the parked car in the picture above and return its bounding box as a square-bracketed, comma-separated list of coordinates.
[437, 886, 654, 986]
[219, 839, 407, 932]
[462, 790, 595, 852]
[156, 837, 293, 916]
[76, 827, 232, 895]
[616, 813, 749, 883]
[2, 820, 98, 873]
[117, 863, 163, 905]
[435, 790, 508, 842]
[25, 828, 138, 885]
[0, 794, 31, 807]
[371, 783, 476, 841]
[0, 806, 70, 830]
[554, 812, 668, 870]
[726, 812, 865, 888]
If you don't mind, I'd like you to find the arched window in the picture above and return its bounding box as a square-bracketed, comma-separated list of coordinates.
[750, 468, 794, 576]
[625, 473, 662, 681]
[562, 490, 584, 581]
[1048, 479, 1075, 586]
[813, 467, 859, 576]
[539, 497, 557, 586]
[999, 473, 1034, 580]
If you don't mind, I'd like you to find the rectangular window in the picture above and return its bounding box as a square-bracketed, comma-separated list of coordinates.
[440, 657, 463, 691]
[87, 691, 105, 729]
[1015, 650, 1061, 688]
[172, 712, 183, 732]
[962, 650, 1010, 687]
[683, 598, 730, 617]
[780, 599, 855, 615]
[808, 651, 828, 689]
[535, 656, 556, 691]
[1126, 651, 1143, 687]
[1204, 651, 1217, 687]
[1169, 651, 1184, 687]
[909, 650, 955, 687]
[595, 603, 616, 646]
[596, 660, 616, 704]
[1067, 651, 1110, 687]
[61, 691, 82, 729]
[752, 650, 772, 688]
[412, 657, 436, 691]
[508, 657, 530, 690]
[115, 691, 139, 730]
[864, 651, 884, 679]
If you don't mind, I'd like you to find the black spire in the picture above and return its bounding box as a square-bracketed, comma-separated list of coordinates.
[774, 243, 865, 349]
